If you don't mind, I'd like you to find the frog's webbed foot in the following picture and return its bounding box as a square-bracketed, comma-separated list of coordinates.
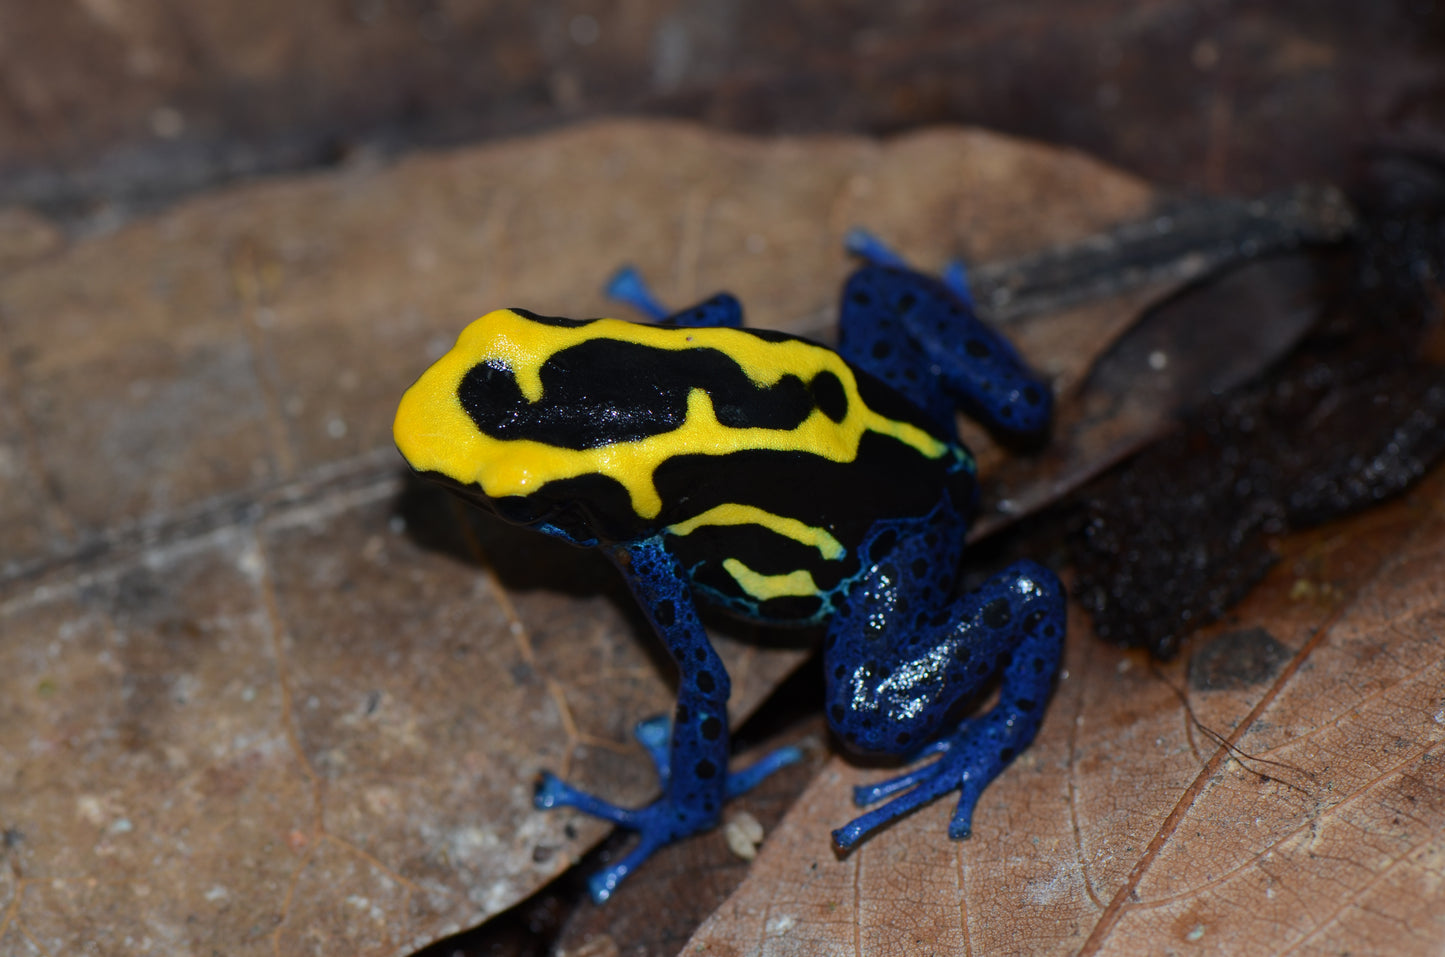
[535, 715, 802, 902]
[825, 558, 1066, 853]
[830, 713, 1019, 851]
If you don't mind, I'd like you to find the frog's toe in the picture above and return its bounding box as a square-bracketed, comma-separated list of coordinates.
[831, 766, 959, 852]
[586, 828, 667, 902]
[632, 714, 672, 778]
[850, 762, 937, 808]
[844, 228, 910, 268]
[604, 265, 669, 320]
[849, 737, 954, 806]
[726, 742, 805, 798]
[942, 259, 975, 308]
[534, 772, 645, 828]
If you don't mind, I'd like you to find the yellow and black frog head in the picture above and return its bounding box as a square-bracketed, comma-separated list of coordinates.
[394, 307, 967, 549]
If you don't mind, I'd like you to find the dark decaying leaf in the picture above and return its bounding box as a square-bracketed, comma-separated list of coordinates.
[1073, 158, 1445, 658]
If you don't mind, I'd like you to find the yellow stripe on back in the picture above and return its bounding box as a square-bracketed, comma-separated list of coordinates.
[394, 309, 952, 519]
[667, 503, 846, 559]
[721, 558, 820, 601]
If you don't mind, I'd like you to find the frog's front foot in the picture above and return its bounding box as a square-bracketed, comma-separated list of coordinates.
[535, 715, 803, 902]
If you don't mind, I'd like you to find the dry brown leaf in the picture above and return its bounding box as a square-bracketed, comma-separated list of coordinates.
[0, 120, 1165, 954]
[685, 466, 1445, 956]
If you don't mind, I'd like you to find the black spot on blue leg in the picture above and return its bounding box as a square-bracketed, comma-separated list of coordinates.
[696, 670, 715, 693]
[982, 599, 1012, 629]
[868, 530, 898, 560]
[701, 716, 722, 741]
[695, 759, 717, 780]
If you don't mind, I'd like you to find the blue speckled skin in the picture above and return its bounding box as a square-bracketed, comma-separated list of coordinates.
[529, 234, 1066, 901]
[839, 229, 1052, 438]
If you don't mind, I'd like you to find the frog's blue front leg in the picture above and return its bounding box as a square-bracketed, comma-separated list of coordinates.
[821, 507, 1066, 851]
[606, 266, 743, 327]
[534, 537, 801, 902]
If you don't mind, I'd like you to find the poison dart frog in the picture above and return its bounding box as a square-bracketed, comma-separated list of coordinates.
[393, 230, 1066, 902]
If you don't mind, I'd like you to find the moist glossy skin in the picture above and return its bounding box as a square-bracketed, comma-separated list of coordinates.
[393, 235, 1066, 902]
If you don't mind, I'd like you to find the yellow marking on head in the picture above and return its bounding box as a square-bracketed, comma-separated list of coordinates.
[722, 558, 820, 601]
[394, 309, 952, 519]
[668, 504, 846, 560]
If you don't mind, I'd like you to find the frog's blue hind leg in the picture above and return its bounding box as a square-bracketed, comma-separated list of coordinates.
[845, 230, 973, 306]
[837, 230, 1052, 439]
[605, 266, 743, 328]
[533, 538, 801, 902]
[819, 505, 1065, 851]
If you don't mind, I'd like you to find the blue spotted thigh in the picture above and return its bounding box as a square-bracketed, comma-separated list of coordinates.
[825, 554, 1066, 849]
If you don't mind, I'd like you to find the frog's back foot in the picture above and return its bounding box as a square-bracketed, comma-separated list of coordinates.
[826, 559, 1066, 852]
[844, 229, 973, 306]
[838, 261, 1053, 440]
[606, 265, 670, 320]
[605, 265, 743, 327]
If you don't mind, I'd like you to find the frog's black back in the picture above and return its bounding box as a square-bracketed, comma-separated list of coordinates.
[394, 310, 975, 624]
